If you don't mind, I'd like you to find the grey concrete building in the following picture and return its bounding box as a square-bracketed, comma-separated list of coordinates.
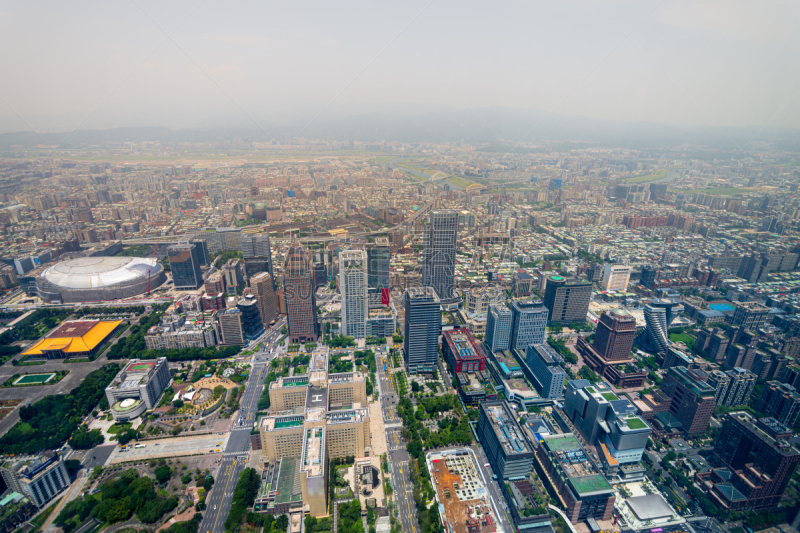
[509, 300, 549, 352]
[525, 344, 566, 399]
[486, 304, 512, 353]
[477, 401, 536, 480]
[422, 210, 458, 303]
[403, 287, 441, 374]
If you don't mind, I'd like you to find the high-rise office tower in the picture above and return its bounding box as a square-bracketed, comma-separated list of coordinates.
[367, 237, 391, 308]
[250, 272, 277, 327]
[237, 295, 265, 340]
[486, 304, 513, 353]
[241, 232, 274, 285]
[403, 287, 441, 374]
[660, 367, 716, 436]
[422, 210, 458, 303]
[509, 300, 548, 351]
[526, 344, 566, 399]
[222, 258, 244, 296]
[593, 308, 637, 361]
[601, 265, 632, 291]
[284, 241, 318, 343]
[218, 308, 244, 345]
[168, 243, 203, 290]
[543, 275, 592, 325]
[712, 412, 800, 511]
[189, 238, 210, 266]
[639, 265, 660, 289]
[339, 250, 368, 339]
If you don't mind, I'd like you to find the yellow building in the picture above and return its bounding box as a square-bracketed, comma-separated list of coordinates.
[21, 319, 122, 360]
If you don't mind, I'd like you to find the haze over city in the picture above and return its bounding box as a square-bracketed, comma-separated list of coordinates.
[1, 1, 800, 137]
[2, 4, 800, 533]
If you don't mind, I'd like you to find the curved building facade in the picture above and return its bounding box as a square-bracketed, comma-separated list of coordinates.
[640, 299, 684, 354]
[641, 304, 669, 354]
[34, 257, 166, 303]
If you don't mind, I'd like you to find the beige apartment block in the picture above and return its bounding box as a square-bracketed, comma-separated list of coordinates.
[269, 377, 309, 412]
[328, 372, 367, 407]
[260, 414, 305, 461]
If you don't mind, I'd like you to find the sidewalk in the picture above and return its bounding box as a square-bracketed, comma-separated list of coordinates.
[42, 474, 90, 533]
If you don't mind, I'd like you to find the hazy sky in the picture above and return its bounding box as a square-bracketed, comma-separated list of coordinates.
[1, 0, 799, 134]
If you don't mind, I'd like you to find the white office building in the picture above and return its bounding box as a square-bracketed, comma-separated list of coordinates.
[340, 250, 368, 339]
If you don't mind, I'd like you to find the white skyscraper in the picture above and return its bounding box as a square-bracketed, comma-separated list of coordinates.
[339, 250, 368, 339]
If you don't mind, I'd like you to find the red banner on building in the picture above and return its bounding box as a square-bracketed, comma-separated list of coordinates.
[381, 288, 390, 306]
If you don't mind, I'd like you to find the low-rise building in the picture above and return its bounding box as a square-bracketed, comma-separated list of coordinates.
[20, 319, 122, 360]
[442, 328, 486, 374]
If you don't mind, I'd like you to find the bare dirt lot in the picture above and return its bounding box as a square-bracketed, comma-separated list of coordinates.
[431, 456, 495, 533]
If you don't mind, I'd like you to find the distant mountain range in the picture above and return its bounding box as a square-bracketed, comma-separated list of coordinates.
[1, 107, 799, 152]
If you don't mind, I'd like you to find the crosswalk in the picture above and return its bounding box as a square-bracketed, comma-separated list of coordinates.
[222, 451, 249, 458]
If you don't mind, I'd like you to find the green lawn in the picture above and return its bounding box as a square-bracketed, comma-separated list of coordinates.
[669, 332, 695, 349]
[626, 417, 647, 430]
[446, 176, 474, 188]
[107, 422, 132, 434]
[625, 169, 667, 183]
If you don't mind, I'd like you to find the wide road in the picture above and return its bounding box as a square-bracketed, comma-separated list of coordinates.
[377, 348, 421, 533]
[199, 322, 281, 533]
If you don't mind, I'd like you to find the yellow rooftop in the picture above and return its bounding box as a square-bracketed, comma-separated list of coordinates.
[22, 319, 123, 356]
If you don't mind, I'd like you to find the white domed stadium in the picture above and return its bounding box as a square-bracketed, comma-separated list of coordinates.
[35, 256, 166, 303]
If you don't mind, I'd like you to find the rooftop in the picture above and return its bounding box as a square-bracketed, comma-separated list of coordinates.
[22, 319, 122, 356]
[625, 494, 674, 520]
[483, 402, 533, 456]
[301, 427, 325, 477]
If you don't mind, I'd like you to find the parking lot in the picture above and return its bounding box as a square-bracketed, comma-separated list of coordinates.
[107, 434, 229, 464]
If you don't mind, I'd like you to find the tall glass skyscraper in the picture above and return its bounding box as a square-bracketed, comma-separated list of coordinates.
[339, 250, 368, 339]
[486, 304, 512, 353]
[241, 231, 274, 286]
[422, 210, 458, 303]
[367, 237, 391, 308]
[403, 287, 441, 374]
[509, 300, 549, 351]
[284, 241, 318, 343]
[167, 243, 203, 290]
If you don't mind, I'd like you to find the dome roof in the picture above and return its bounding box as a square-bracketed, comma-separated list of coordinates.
[42, 257, 162, 290]
[611, 307, 630, 316]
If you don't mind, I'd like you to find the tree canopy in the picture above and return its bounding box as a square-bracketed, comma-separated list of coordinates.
[0, 363, 119, 454]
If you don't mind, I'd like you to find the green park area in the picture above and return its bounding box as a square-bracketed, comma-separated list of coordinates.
[625, 169, 667, 183]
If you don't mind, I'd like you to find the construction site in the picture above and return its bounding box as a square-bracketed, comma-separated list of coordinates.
[428, 450, 498, 533]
